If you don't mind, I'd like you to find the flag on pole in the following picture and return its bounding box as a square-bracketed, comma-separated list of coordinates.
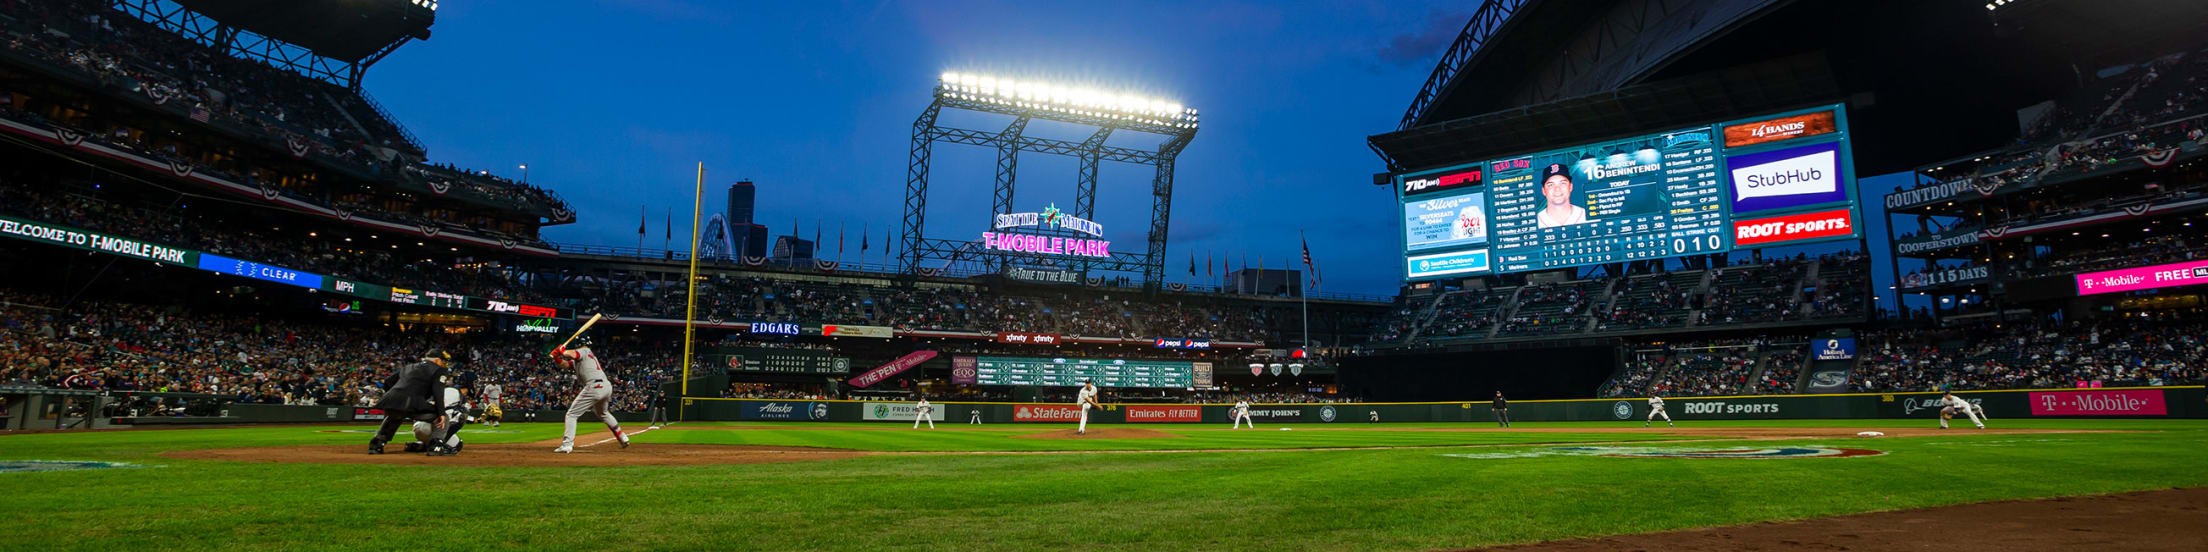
[861, 223, 870, 252]
[664, 207, 671, 242]
[814, 220, 821, 249]
[1206, 251, 1213, 277]
[1301, 233, 1320, 291]
[1188, 252, 1195, 276]
[837, 222, 846, 259]
[638, 206, 646, 236]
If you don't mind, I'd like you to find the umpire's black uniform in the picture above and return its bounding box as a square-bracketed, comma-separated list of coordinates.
[1491, 392, 1510, 428]
[369, 354, 451, 454]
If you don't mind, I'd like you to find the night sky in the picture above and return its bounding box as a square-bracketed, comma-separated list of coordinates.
[366, 1, 1913, 304]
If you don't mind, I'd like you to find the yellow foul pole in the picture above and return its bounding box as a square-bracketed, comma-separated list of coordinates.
[682, 163, 704, 402]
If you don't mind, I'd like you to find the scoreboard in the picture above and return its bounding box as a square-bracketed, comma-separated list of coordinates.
[1397, 104, 1859, 280]
[971, 356, 1195, 388]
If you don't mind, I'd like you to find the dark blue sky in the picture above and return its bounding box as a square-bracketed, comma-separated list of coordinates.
[365, 1, 1917, 302]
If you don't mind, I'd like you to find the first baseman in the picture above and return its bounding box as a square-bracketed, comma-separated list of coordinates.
[913, 397, 934, 429]
[551, 337, 629, 452]
[1230, 399, 1254, 429]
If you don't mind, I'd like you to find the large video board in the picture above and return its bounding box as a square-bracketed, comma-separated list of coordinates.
[1395, 105, 1859, 280]
[970, 356, 1195, 389]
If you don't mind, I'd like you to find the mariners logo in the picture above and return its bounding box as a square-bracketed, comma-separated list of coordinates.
[1319, 406, 1337, 422]
[872, 404, 890, 419]
[810, 402, 831, 420]
[1611, 401, 1633, 420]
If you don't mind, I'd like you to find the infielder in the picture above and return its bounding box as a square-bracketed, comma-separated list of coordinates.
[1645, 395, 1673, 428]
[1938, 391, 1985, 429]
[367, 351, 453, 455]
[1230, 399, 1254, 429]
[913, 397, 935, 429]
[1076, 380, 1100, 435]
[480, 381, 503, 427]
[550, 337, 630, 453]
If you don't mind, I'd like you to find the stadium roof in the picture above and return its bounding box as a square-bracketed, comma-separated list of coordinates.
[1374, 0, 2208, 177]
[169, 0, 434, 63]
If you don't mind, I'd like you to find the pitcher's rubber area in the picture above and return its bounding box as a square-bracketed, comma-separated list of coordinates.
[1467, 487, 2208, 552]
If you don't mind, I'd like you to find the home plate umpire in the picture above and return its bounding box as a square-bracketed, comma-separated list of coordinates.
[367, 350, 456, 455]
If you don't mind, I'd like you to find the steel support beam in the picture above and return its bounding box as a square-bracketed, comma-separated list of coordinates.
[900, 102, 942, 272]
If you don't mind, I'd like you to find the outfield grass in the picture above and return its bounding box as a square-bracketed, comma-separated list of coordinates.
[3, 419, 2203, 551]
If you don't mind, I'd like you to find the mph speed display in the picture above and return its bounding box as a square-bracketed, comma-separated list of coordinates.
[1396, 105, 1860, 280]
[971, 356, 1195, 388]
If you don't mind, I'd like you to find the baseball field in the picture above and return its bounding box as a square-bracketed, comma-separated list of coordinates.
[3, 419, 2204, 551]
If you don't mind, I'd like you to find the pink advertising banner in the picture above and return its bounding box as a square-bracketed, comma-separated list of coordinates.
[2027, 389, 2167, 416]
[2074, 259, 2208, 296]
[847, 350, 939, 388]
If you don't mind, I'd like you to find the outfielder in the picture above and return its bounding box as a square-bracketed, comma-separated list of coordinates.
[969, 406, 983, 425]
[480, 381, 503, 427]
[550, 337, 630, 453]
[913, 397, 935, 429]
[1645, 395, 1673, 428]
[1230, 399, 1254, 429]
[1938, 391, 1985, 429]
[1076, 380, 1100, 435]
[367, 351, 454, 455]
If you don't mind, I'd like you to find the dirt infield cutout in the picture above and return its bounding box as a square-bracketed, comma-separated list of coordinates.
[1010, 427, 1181, 440]
[1467, 487, 2208, 551]
[164, 442, 868, 467]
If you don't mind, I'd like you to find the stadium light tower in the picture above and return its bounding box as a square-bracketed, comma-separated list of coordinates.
[901, 71, 1199, 287]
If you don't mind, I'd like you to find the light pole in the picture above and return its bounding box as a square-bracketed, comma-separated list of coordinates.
[519, 164, 529, 184]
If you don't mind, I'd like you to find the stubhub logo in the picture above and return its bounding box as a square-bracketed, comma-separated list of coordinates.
[1732, 149, 1836, 200]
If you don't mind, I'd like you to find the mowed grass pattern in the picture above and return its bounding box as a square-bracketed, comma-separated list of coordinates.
[0, 419, 2202, 551]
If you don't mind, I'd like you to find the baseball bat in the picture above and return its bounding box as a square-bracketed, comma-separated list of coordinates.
[552, 313, 604, 355]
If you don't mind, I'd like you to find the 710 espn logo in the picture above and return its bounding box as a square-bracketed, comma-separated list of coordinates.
[484, 300, 557, 318]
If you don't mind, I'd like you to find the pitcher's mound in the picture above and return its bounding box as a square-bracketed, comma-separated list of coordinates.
[1014, 428, 1181, 440]
[163, 443, 867, 466]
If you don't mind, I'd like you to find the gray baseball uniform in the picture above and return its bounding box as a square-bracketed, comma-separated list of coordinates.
[556, 346, 625, 450]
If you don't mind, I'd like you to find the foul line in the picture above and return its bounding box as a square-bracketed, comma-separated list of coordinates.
[581, 426, 655, 448]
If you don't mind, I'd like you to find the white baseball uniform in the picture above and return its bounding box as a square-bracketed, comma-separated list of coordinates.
[1647, 396, 1672, 427]
[555, 346, 626, 451]
[410, 387, 467, 450]
[913, 399, 934, 429]
[1076, 385, 1097, 434]
[1939, 394, 1984, 429]
[1231, 400, 1254, 429]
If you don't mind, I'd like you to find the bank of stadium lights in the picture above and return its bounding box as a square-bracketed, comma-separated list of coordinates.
[411, 0, 438, 10]
[938, 72, 1198, 129]
[1983, 0, 2018, 10]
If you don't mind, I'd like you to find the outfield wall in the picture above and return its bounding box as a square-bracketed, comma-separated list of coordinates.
[674, 386, 2206, 424]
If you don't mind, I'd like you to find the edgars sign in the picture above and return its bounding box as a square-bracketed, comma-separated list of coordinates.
[749, 322, 801, 336]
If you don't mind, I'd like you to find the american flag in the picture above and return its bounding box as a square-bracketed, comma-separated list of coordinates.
[1301, 234, 1321, 290]
[189, 106, 211, 122]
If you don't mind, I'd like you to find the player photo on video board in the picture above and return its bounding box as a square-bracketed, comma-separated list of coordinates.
[1487, 130, 1721, 272]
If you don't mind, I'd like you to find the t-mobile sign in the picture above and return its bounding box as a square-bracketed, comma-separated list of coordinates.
[2075, 259, 2208, 296]
[2028, 389, 2166, 416]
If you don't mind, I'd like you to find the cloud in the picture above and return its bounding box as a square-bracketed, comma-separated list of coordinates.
[1378, 10, 1469, 67]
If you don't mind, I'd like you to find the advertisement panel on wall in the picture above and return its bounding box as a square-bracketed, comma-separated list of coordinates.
[2075, 259, 2208, 296]
[822, 324, 894, 339]
[863, 402, 946, 421]
[1012, 404, 1083, 422]
[741, 401, 830, 421]
[1813, 338, 1856, 360]
[971, 357, 1195, 388]
[848, 350, 938, 388]
[1124, 405, 1201, 423]
[1394, 104, 1857, 280]
[2027, 389, 2167, 416]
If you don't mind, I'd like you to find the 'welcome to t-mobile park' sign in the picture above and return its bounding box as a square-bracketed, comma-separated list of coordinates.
[2075, 259, 2208, 296]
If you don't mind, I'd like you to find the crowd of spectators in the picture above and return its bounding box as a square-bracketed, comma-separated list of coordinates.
[0, 183, 548, 304]
[1599, 339, 1774, 398]
[0, 290, 671, 414]
[1854, 315, 2208, 392]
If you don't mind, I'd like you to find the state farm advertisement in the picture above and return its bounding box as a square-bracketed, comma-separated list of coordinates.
[2075, 259, 2208, 296]
[995, 332, 1061, 345]
[1013, 404, 1082, 422]
[1124, 405, 1201, 423]
[2028, 389, 2167, 416]
[1722, 110, 1838, 148]
[1733, 208, 1854, 246]
[1728, 141, 1848, 214]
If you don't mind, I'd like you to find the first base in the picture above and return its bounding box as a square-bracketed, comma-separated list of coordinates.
[1857, 431, 1886, 438]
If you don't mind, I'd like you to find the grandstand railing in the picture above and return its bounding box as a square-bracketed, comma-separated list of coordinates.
[550, 242, 1393, 302]
[1395, 0, 1527, 131]
[353, 89, 426, 154]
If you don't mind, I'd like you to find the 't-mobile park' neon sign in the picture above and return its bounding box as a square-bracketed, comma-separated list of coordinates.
[981, 232, 1111, 258]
